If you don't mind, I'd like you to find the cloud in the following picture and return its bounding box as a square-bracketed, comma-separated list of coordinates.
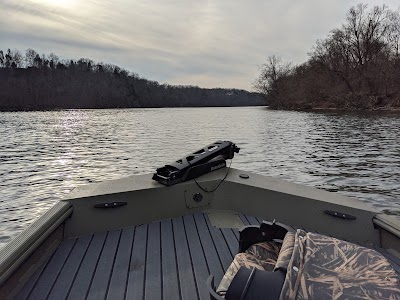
[1, 0, 399, 89]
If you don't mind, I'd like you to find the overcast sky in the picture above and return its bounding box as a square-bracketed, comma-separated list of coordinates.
[1, 0, 399, 90]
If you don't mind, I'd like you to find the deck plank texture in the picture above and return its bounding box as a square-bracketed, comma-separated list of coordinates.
[106, 227, 135, 300]
[67, 232, 107, 300]
[18, 213, 239, 300]
[27, 238, 76, 300]
[16, 213, 400, 299]
[160, 219, 180, 300]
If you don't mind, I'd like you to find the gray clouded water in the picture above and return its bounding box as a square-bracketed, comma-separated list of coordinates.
[1, 107, 399, 248]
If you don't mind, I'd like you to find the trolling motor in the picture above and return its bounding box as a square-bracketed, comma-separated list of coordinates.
[152, 141, 240, 186]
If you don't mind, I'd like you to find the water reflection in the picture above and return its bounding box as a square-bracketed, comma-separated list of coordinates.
[304, 112, 400, 212]
[0, 107, 399, 248]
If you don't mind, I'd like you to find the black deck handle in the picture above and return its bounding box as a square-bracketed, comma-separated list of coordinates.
[324, 210, 356, 220]
[94, 202, 127, 209]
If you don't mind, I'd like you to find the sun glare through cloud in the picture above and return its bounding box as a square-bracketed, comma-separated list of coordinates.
[32, 0, 76, 9]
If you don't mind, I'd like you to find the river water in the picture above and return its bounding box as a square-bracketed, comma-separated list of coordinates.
[1, 107, 400, 248]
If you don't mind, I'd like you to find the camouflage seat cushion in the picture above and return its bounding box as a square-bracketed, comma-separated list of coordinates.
[280, 230, 400, 300]
[216, 229, 400, 299]
[274, 232, 295, 272]
[216, 241, 282, 296]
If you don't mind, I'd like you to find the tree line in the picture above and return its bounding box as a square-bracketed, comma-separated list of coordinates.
[255, 4, 400, 110]
[0, 49, 262, 111]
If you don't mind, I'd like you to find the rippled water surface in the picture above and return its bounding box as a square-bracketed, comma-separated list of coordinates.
[1, 107, 400, 248]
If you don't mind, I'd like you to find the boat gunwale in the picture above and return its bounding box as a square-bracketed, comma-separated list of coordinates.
[0, 201, 72, 286]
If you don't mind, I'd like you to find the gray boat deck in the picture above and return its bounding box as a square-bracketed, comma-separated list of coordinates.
[16, 213, 400, 300]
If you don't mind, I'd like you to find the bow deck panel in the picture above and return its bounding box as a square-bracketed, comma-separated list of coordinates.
[16, 213, 240, 300]
[16, 213, 400, 300]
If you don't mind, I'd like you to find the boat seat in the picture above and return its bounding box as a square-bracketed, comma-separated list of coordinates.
[216, 240, 282, 297]
[208, 225, 400, 299]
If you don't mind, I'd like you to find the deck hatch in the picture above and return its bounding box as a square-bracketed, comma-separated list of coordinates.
[207, 211, 244, 229]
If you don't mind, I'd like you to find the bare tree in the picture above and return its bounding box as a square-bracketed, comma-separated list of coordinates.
[345, 4, 390, 65]
[387, 9, 400, 57]
[0, 51, 4, 68]
[254, 55, 292, 107]
[12, 50, 23, 67]
[48, 53, 59, 69]
[25, 49, 38, 67]
[255, 4, 400, 110]
[312, 30, 355, 93]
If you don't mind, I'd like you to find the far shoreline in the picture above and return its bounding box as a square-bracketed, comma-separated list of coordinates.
[0, 104, 265, 113]
[265, 106, 400, 114]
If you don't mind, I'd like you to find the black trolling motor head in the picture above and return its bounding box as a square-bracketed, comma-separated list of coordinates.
[152, 141, 240, 186]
